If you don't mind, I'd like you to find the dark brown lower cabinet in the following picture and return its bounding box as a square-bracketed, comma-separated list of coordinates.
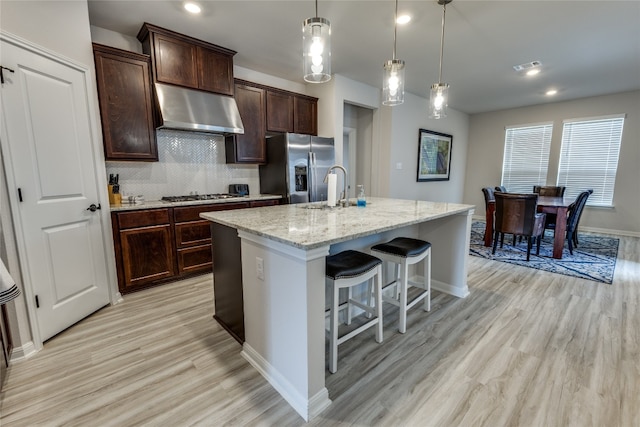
[1, 305, 12, 389]
[112, 208, 175, 293]
[112, 201, 254, 294]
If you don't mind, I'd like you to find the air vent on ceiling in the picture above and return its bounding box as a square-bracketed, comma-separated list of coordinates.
[513, 60, 542, 72]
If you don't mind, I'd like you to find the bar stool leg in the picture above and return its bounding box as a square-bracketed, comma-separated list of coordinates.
[374, 265, 383, 342]
[399, 261, 409, 334]
[329, 281, 339, 374]
[346, 287, 353, 325]
[424, 248, 431, 312]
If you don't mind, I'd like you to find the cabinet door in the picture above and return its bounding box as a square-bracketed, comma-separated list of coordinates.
[294, 96, 318, 135]
[226, 83, 266, 163]
[120, 224, 176, 291]
[266, 90, 294, 133]
[93, 44, 158, 161]
[197, 46, 234, 96]
[153, 34, 198, 88]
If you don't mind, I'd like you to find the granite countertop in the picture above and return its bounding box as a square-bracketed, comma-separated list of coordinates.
[109, 194, 282, 211]
[200, 197, 475, 250]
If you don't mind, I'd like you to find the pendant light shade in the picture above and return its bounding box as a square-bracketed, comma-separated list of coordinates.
[303, 1, 331, 83]
[429, 83, 449, 118]
[429, 0, 452, 118]
[383, 0, 405, 105]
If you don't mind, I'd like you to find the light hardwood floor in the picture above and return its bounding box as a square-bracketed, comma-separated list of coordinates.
[1, 235, 639, 426]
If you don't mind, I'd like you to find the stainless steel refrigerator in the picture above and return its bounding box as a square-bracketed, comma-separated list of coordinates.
[259, 133, 335, 204]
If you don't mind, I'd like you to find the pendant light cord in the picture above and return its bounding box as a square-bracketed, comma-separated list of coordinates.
[438, 2, 447, 84]
[392, 0, 399, 60]
[315, 0, 318, 17]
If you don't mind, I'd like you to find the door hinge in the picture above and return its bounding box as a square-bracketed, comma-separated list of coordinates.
[35, 295, 39, 308]
[18, 188, 23, 202]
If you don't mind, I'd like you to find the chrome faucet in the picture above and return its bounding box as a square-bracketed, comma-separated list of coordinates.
[324, 165, 349, 207]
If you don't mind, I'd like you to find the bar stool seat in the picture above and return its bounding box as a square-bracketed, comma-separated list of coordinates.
[326, 250, 383, 374]
[371, 237, 431, 333]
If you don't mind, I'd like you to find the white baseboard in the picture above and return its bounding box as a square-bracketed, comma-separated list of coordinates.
[10, 340, 37, 362]
[241, 343, 331, 421]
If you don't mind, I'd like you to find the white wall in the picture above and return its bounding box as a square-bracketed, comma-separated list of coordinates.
[384, 93, 470, 203]
[463, 90, 640, 236]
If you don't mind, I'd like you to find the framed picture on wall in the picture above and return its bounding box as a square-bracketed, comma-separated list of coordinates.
[417, 128, 452, 182]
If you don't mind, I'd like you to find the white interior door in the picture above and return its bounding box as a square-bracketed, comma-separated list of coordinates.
[0, 36, 110, 342]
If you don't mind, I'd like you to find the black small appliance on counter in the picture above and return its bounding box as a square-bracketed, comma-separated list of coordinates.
[229, 184, 249, 196]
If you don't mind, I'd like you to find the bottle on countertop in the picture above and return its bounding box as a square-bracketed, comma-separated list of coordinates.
[357, 184, 366, 207]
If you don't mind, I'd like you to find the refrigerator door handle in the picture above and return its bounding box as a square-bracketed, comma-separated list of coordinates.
[309, 151, 316, 202]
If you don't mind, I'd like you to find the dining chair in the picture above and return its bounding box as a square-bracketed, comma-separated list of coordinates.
[482, 187, 495, 241]
[494, 186, 507, 192]
[534, 185, 566, 234]
[533, 185, 566, 197]
[493, 192, 546, 261]
[566, 189, 593, 254]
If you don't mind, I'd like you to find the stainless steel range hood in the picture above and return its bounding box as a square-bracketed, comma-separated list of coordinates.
[154, 83, 244, 135]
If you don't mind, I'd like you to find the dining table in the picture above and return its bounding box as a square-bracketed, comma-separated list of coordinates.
[484, 195, 573, 259]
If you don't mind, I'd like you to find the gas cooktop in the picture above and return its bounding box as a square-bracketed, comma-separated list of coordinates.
[161, 193, 241, 202]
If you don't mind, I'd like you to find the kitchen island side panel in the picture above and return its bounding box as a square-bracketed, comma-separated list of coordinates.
[211, 223, 244, 343]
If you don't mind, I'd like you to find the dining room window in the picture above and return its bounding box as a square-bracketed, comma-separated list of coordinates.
[557, 114, 625, 207]
[501, 123, 553, 193]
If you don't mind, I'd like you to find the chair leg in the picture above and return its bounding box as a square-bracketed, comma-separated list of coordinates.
[526, 237, 532, 261]
[567, 231, 574, 255]
[374, 266, 383, 343]
[398, 262, 409, 334]
[492, 231, 500, 254]
[346, 287, 353, 325]
[329, 281, 339, 374]
[423, 250, 431, 312]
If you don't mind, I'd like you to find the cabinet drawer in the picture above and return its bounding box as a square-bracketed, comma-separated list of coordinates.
[174, 202, 251, 222]
[250, 199, 279, 208]
[177, 244, 212, 274]
[117, 208, 170, 229]
[175, 220, 211, 248]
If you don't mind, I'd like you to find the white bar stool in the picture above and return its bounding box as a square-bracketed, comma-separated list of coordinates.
[371, 237, 431, 334]
[326, 250, 383, 374]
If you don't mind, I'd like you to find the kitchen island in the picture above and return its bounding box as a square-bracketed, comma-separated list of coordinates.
[201, 197, 474, 421]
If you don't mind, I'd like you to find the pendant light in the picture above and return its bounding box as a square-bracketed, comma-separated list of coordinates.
[383, 0, 405, 106]
[303, 0, 331, 83]
[429, 0, 452, 119]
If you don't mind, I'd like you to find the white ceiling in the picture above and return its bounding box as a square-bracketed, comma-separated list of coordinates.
[87, 0, 640, 114]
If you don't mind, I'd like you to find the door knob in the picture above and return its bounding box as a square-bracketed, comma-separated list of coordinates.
[86, 203, 101, 212]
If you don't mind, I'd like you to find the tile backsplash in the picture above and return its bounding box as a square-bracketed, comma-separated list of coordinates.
[105, 129, 260, 200]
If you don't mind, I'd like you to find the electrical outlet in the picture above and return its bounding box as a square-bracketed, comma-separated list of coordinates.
[396, 162, 403, 170]
[256, 257, 264, 280]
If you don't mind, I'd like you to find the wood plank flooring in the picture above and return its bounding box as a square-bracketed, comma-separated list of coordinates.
[1, 235, 638, 426]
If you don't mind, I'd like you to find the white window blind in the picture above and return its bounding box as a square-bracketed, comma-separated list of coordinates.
[557, 115, 625, 207]
[501, 123, 553, 193]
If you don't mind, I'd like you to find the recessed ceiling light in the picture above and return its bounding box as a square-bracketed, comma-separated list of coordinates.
[526, 68, 540, 76]
[397, 15, 411, 25]
[184, 2, 201, 14]
[546, 89, 558, 96]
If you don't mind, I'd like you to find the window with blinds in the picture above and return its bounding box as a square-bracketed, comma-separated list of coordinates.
[501, 123, 553, 193]
[557, 115, 625, 207]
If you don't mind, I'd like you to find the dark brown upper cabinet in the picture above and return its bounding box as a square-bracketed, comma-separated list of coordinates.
[137, 23, 235, 96]
[226, 81, 267, 164]
[265, 88, 318, 136]
[266, 90, 294, 133]
[293, 95, 318, 135]
[92, 43, 158, 161]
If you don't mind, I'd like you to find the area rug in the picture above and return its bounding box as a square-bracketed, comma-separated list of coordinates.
[469, 221, 618, 284]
